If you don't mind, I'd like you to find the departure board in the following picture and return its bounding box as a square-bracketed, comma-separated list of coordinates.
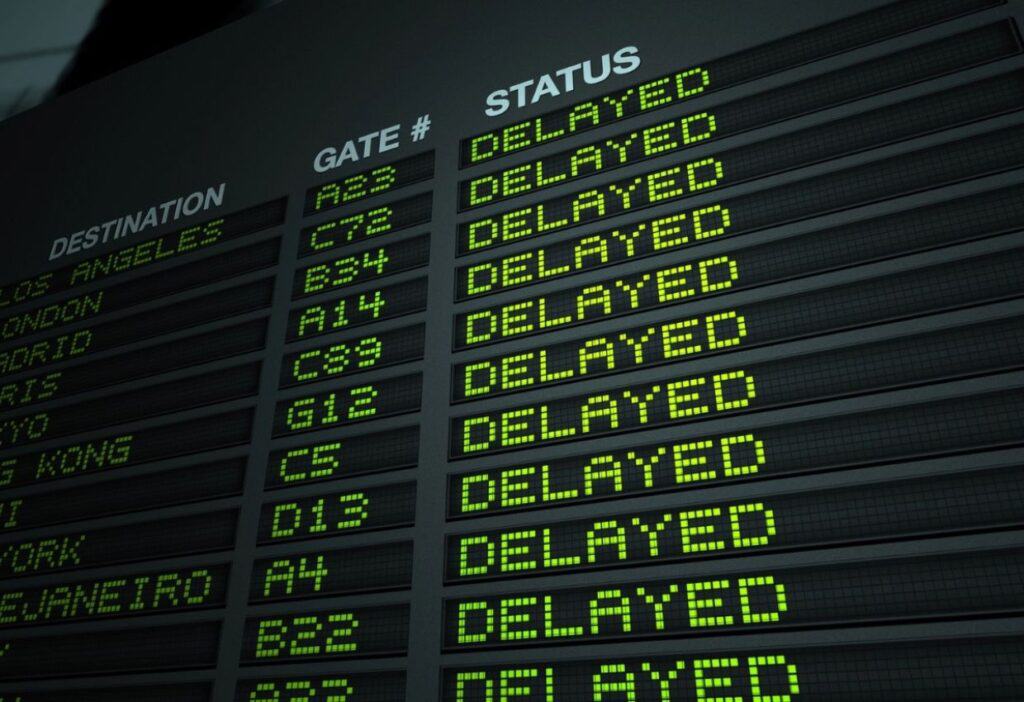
[0, 0, 1022, 699]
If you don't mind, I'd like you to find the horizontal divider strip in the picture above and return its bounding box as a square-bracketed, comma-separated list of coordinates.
[0, 362, 262, 451]
[447, 386, 1024, 519]
[250, 540, 413, 602]
[0, 408, 254, 493]
[451, 247, 1024, 401]
[265, 425, 419, 490]
[459, 0, 1005, 166]
[450, 314, 1024, 457]
[0, 276, 275, 380]
[287, 278, 427, 344]
[292, 233, 430, 299]
[443, 545, 1024, 650]
[0, 457, 246, 533]
[0, 508, 239, 581]
[1, 318, 267, 413]
[257, 481, 417, 545]
[0, 197, 285, 315]
[0, 621, 220, 681]
[458, 71, 1024, 254]
[280, 323, 424, 389]
[443, 464, 1023, 582]
[0, 561, 230, 629]
[458, 25, 1021, 210]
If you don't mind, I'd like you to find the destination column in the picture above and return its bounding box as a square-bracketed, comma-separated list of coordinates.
[0, 197, 287, 700]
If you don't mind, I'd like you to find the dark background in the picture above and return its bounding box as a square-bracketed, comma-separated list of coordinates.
[0, 1, 1022, 698]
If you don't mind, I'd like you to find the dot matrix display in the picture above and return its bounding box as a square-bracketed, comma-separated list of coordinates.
[443, 547, 1024, 649]
[456, 203, 730, 302]
[0, 563, 229, 628]
[286, 277, 427, 342]
[0, 361, 261, 451]
[0, 236, 280, 346]
[452, 315, 1024, 457]
[0, 509, 237, 580]
[0, 198, 284, 314]
[279, 323, 425, 388]
[234, 673, 406, 702]
[444, 465, 1024, 582]
[0, 683, 212, 701]
[452, 247, 1024, 400]
[292, 233, 428, 298]
[441, 633, 1024, 701]
[304, 151, 435, 215]
[250, 541, 413, 602]
[272, 373, 422, 436]
[298, 193, 433, 258]
[455, 122, 1024, 256]
[448, 388, 1024, 519]
[0, 621, 221, 681]
[0, 458, 245, 533]
[264, 425, 419, 489]
[292, 233, 430, 299]
[0, 319, 268, 414]
[454, 179, 1024, 302]
[458, 47, 1023, 211]
[454, 253, 741, 350]
[257, 481, 416, 544]
[458, 0, 1003, 165]
[0, 277, 274, 379]
[456, 72, 1024, 254]
[240, 605, 410, 663]
[0, 408, 253, 491]
[461, 110, 717, 212]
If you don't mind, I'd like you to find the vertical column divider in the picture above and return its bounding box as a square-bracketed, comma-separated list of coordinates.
[405, 141, 456, 697]
[210, 195, 303, 702]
